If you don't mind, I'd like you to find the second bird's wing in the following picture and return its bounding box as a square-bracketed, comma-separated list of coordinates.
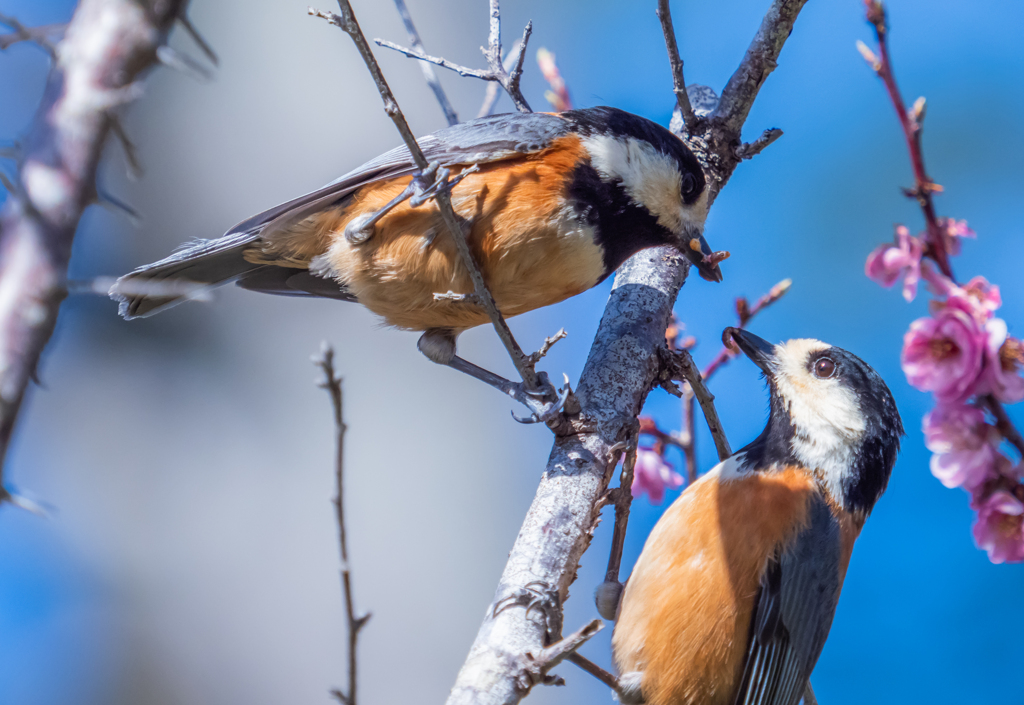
[733, 494, 843, 705]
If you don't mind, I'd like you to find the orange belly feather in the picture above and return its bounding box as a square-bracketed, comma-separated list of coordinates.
[612, 466, 819, 705]
[245, 134, 607, 331]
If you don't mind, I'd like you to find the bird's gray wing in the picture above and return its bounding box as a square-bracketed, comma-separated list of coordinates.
[230, 111, 573, 239]
[733, 493, 842, 705]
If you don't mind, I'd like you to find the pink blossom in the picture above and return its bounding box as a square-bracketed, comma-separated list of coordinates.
[979, 318, 1024, 404]
[923, 404, 998, 491]
[902, 307, 986, 403]
[631, 447, 684, 504]
[938, 218, 976, 257]
[865, 225, 924, 301]
[972, 490, 1024, 564]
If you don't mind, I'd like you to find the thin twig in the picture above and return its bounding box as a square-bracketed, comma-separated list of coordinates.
[735, 127, 784, 160]
[656, 0, 697, 133]
[860, 2, 1024, 464]
[860, 1, 951, 278]
[311, 2, 541, 391]
[566, 653, 624, 697]
[983, 395, 1024, 459]
[536, 48, 571, 111]
[389, 0, 458, 125]
[528, 619, 603, 675]
[702, 278, 791, 379]
[477, 39, 523, 117]
[375, 0, 531, 113]
[0, 15, 65, 53]
[605, 442, 638, 585]
[314, 344, 370, 705]
[662, 349, 731, 461]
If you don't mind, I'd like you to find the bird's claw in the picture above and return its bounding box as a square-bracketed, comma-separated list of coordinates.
[511, 374, 572, 424]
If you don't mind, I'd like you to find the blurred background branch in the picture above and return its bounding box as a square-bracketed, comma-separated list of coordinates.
[314, 344, 370, 705]
[0, 0, 199, 503]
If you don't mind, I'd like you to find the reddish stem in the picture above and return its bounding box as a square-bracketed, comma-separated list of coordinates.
[867, 4, 953, 279]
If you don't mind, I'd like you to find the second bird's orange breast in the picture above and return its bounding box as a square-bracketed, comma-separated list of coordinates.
[612, 466, 819, 705]
[313, 134, 607, 331]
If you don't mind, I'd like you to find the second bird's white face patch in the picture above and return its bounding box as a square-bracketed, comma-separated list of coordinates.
[582, 134, 708, 235]
[771, 338, 867, 500]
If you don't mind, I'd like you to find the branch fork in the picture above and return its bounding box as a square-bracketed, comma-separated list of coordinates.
[375, 0, 532, 113]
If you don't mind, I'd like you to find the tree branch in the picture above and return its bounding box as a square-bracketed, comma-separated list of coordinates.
[0, 15, 65, 53]
[656, 0, 697, 133]
[713, 0, 810, 138]
[0, 0, 188, 496]
[388, 0, 459, 125]
[311, 1, 542, 392]
[445, 0, 810, 699]
[314, 344, 370, 705]
[374, 0, 532, 114]
[661, 348, 732, 461]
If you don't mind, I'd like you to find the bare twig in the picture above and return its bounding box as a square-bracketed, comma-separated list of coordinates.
[983, 395, 1024, 459]
[375, 0, 531, 113]
[314, 344, 370, 705]
[311, 2, 542, 392]
[0, 15, 65, 53]
[0, 0, 188, 495]
[536, 48, 571, 112]
[389, 0, 458, 125]
[713, 0, 810, 138]
[735, 127, 784, 160]
[662, 349, 732, 461]
[567, 653, 625, 698]
[477, 39, 523, 118]
[527, 619, 603, 676]
[702, 277, 792, 379]
[860, 1, 951, 278]
[445, 0, 810, 700]
[859, 2, 1024, 463]
[656, 0, 697, 133]
[605, 441, 638, 586]
[176, 12, 219, 67]
[527, 328, 567, 365]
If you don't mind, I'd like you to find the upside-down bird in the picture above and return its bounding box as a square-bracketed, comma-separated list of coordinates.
[110, 107, 720, 418]
[611, 328, 903, 705]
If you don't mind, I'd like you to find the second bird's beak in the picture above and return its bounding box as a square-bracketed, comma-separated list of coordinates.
[724, 328, 777, 375]
[681, 233, 725, 283]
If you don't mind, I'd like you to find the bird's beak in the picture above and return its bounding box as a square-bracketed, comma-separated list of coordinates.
[724, 328, 777, 375]
[680, 232, 725, 283]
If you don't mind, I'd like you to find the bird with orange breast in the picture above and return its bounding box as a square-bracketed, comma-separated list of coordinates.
[109, 107, 720, 420]
[609, 328, 903, 705]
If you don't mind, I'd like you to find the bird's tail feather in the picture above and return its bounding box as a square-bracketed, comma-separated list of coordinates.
[110, 230, 266, 319]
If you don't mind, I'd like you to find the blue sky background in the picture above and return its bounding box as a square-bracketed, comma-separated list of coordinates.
[2, 0, 1023, 703]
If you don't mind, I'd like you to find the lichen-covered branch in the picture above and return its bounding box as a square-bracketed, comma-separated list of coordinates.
[445, 0, 810, 699]
[0, 0, 187, 496]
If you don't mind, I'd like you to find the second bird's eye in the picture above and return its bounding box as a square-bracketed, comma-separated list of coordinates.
[814, 357, 837, 379]
[681, 173, 697, 197]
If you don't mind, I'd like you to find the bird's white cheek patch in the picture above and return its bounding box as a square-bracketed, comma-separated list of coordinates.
[583, 134, 692, 233]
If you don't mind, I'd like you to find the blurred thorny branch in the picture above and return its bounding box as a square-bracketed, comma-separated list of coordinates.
[0, 0, 217, 507]
[314, 344, 370, 705]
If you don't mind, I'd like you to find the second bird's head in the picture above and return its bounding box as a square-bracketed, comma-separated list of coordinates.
[567, 107, 719, 281]
[725, 327, 905, 515]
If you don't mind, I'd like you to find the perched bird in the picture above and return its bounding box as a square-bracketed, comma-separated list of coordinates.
[110, 107, 719, 417]
[610, 328, 903, 705]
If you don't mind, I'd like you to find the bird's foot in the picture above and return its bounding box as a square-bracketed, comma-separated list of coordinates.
[594, 580, 624, 621]
[345, 161, 479, 245]
[494, 580, 562, 639]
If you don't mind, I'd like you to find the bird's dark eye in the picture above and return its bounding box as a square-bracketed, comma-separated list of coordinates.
[813, 357, 837, 379]
[681, 172, 697, 198]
